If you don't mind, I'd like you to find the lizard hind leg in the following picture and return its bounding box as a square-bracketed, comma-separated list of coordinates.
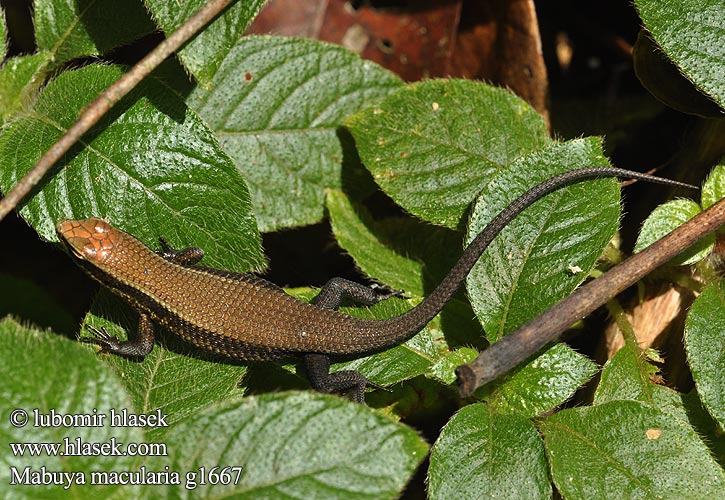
[306, 277, 390, 403]
[311, 277, 389, 309]
[303, 353, 387, 404]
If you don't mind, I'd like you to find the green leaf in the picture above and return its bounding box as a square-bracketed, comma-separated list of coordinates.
[466, 138, 620, 341]
[189, 36, 402, 232]
[145, 0, 266, 87]
[541, 400, 725, 499]
[0, 318, 142, 498]
[34, 0, 155, 66]
[685, 282, 725, 429]
[0, 64, 264, 273]
[428, 404, 550, 500]
[83, 290, 248, 439]
[593, 323, 725, 463]
[594, 341, 662, 406]
[635, 0, 725, 109]
[593, 340, 701, 420]
[434, 297, 488, 349]
[0, 52, 52, 126]
[634, 199, 714, 266]
[484, 343, 599, 418]
[327, 189, 425, 294]
[680, 390, 725, 468]
[144, 392, 428, 499]
[633, 31, 724, 117]
[592, 301, 667, 407]
[428, 347, 477, 385]
[702, 163, 725, 209]
[346, 79, 550, 229]
[326, 189, 460, 297]
[616, 387, 725, 469]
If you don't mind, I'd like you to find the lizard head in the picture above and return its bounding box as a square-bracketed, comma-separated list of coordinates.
[56, 217, 117, 264]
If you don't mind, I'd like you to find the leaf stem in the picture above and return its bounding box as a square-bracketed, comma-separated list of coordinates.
[605, 299, 638, 348]
[0, 0, 238, 222]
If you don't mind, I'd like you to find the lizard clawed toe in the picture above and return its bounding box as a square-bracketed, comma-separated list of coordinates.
[81, 325, 122, 353]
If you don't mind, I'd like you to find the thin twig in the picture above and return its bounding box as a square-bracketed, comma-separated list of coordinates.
[0, 0, 238, 221]
[457, 196, 725, 397]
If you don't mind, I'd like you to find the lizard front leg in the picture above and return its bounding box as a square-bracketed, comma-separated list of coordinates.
[83, 311, 156, 358]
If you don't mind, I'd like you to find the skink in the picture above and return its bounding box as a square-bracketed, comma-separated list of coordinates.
[56, 167, 695, 402]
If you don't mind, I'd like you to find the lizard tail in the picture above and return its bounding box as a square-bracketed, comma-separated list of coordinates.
[368, 167, 695, 348]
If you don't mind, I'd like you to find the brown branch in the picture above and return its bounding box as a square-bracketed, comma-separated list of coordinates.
[457, 195, 725, 397]
[0, 0, 238, 222]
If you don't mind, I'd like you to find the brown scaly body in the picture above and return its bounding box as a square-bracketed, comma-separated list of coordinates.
[56, 217, 406, 360]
